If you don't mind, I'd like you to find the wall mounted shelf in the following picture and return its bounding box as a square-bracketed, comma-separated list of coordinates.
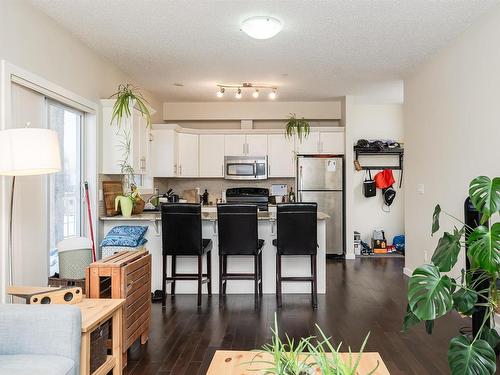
[354, 146, 404, 171]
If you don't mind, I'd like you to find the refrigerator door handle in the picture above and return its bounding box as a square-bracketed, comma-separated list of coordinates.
[299, 165, 304, 201]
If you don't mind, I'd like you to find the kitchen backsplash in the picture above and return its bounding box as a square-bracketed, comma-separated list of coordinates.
[154, 177, 295, 204]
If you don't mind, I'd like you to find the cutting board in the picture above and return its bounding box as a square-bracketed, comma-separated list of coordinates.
[183, 189, 199, 203]
[102, 181, 123, 216]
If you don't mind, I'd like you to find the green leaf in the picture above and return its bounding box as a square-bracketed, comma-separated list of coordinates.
[408, 264, 453, 321]
[467, 223, 500, 273]
[402, 304, 421, 333]
[452, 288, 478, 314]
[480, 327, 500, 350]
[448, 336, 496, 375]
[432, 204, 441, 236]
[431, 228, 463, 272]
[469, 176, 500, 224]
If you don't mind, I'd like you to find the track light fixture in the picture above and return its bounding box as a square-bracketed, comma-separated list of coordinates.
[216, 83, 278, 100]
[216, 87, 225, 98]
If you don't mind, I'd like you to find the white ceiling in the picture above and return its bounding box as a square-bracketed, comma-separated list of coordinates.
[30, 0, 498, 103]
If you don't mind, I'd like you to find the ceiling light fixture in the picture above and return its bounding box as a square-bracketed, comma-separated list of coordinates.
[216, 83, 278, 100]
[216, 87, 225, 98]
[241, 16, 282, 40]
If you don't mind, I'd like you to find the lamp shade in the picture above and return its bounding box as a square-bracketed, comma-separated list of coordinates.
[0, 128, 61, 176]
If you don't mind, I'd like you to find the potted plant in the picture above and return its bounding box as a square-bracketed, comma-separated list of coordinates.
[109, 83, 151, 127]
[403, 176, 500, 375]
[251, 314, 377, 374]
[285, 113, 310, 143]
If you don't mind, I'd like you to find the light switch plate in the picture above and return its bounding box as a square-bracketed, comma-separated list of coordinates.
[417, 184, 425, 195]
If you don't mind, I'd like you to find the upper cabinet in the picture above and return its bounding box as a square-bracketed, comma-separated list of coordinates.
[101, 99, 151, 175]
[296, 130, 344, 155]
[268, 135, 295, 177]
[177, 133, 199, 177]
[150, 128, 178, 177]
[199, 134, 225, 177]
[224, 134, 268, 156]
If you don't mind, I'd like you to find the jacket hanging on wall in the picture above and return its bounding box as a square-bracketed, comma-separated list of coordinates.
[363, 170, 376, 197]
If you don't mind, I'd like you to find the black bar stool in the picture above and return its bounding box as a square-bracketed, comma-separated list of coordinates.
[272, 203, 318, 308]
[217, 204, 263, 302]
[161, 203, 212, 307]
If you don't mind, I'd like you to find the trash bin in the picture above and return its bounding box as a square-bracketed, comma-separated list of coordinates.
[57, 237, 93, 279]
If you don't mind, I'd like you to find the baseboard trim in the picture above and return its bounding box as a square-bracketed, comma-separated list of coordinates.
[403, 267, 413, 277]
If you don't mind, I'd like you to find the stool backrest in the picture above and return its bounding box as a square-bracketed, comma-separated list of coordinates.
[161, 203, 202, 255]
[217, 204, 259, 255]
[276, 203, 317, 255]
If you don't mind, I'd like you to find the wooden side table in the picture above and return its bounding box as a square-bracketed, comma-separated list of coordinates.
[77, 298, 125, 375]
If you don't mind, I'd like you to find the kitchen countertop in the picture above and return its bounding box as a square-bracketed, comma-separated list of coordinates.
[100, 210, 329, 222]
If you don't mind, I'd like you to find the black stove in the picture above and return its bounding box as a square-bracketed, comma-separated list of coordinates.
[225, 187, 269, 211]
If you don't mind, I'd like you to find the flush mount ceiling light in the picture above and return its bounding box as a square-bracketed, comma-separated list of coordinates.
[241, 16, 282, 40]
[216, 83, 278, 100]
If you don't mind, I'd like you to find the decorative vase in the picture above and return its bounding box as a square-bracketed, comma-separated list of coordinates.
[115, 195, 133, 217]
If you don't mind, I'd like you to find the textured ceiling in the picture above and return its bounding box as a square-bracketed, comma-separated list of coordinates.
[30, 0, 498, 103]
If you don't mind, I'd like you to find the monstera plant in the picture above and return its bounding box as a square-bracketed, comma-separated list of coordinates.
[403, 176, 500, 375]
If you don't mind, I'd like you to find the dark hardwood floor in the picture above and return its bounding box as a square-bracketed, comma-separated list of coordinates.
[125, 257, 469, 375]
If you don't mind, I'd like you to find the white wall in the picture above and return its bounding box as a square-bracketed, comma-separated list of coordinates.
[404, 6, 500, 275]
[351, 104, 405, 245]
[0, 0, 160, 299]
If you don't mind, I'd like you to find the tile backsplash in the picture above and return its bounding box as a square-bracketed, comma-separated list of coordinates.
[154, 177, 295, 204]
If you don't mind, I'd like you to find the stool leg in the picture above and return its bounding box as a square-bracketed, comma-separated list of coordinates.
[254, 254, 259, 304]
[207, 250, 212, 296]
[312, 254, 318, 309]
[162, 254, 167, 308]
[258, 252, 263, 296]
[171, 255, 176, 297]
[218, 255, 223, 300]
[197, 254, 202, 307]
[276, 253, 282, 308]
[222, 255, 227, 296]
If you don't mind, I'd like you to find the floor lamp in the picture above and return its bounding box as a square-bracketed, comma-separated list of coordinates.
[0, 126, 61, 299]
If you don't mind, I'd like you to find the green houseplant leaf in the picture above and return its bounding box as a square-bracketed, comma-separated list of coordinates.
[467, 223, 500, 274]
[402, 304, 421, 333]
[432, 204, 441, 236]
[480, 328, 500, 350]
[408, 264, 453, 320]
[452, 288, 477, 314]
[448, 336, 496, 375]
[469, 176, 500, 224]
[431, 228, 463, 272]
[285, 113, 310, 143]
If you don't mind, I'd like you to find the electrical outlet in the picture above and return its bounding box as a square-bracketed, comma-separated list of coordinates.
[417, 184, 425, 195]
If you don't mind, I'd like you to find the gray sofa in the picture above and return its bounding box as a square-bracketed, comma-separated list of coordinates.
[0, 304, 81, 375]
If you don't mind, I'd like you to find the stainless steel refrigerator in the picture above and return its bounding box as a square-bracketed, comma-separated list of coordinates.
[297, 155, 344, 255]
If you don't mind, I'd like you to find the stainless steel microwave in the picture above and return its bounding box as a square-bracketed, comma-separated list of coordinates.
[224, 156, 268, 180]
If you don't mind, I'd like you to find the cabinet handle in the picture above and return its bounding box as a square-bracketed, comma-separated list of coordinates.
[179, 165, 182, 175]
[242, 143, 246, 155]
[149, 133, 153, 142]
[174, 164, 177, 174]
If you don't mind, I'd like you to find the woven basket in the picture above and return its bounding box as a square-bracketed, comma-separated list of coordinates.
[90, 320, 110, 373]
[132, 198, 145, 215]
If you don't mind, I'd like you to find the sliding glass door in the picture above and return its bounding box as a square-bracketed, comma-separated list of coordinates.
[47, 100, 83, 275]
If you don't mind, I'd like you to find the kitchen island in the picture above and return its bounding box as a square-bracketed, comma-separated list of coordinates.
[100, 207, 328, 294]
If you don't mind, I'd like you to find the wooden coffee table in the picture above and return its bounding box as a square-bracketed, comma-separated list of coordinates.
[207, 350, 390, 374]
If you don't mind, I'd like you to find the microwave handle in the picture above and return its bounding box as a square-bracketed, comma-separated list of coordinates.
[254, 162, 257, 178]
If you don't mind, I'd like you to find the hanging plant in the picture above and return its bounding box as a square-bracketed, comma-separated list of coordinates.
[109, 84, 151, 127]
[285, 113, 310, 142]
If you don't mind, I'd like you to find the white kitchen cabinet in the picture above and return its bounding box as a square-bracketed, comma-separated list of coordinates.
[177, 133, 199, 177]
[224, 134, 246, 156]
[150, 129, 178, 177]
[224, 134, 267, 156]
[268, 134, 295, 177]
[296, 131, 320, 154]
[246, 134, 268, 155]
[199, 134, 225, 177]
[295, 130, 345, 154]
[101, 100, 146, 174]
[319, 131, 344, 154]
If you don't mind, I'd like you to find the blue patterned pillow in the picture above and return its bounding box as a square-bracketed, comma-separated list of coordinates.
[101, 226, 148, 247]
